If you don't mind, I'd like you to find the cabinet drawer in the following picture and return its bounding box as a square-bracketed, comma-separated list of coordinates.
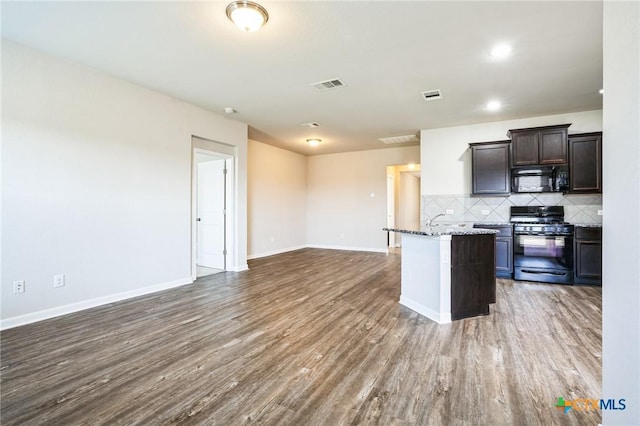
[474, 224, 512, 237]
[575, 227, 602, 240]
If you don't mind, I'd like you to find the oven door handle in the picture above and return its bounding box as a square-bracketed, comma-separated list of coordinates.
[521, 269, 568, 276]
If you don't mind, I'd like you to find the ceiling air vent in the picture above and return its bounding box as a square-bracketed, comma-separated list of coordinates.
[421, 89, 443, 101]
[311, 78, 347, 91]
[300, 122, 320, 128]
[379, 134, 419, 145]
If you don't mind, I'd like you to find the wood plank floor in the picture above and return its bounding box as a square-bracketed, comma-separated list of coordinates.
[1, 248, 602, 425]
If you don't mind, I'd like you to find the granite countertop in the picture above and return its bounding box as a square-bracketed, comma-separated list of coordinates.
[474, 222, 512, 227]
[383, 227, 499, 236]
[573, 223, 603, 228]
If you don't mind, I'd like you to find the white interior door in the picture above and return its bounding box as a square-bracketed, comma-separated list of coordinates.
[197, 159, 226, 269]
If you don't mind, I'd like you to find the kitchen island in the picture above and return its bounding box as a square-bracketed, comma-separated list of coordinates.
[384, 226, 498, 324]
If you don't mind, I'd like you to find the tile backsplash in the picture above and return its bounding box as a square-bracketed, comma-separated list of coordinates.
[422, 193, 602, 225]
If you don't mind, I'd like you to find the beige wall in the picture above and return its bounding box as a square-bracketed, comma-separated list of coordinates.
[386, 164, 421, 247]
[398, 171, 421, 233]
[420, 109, 603, 196]
[248, 140, 307, 258]
[307, 146, 420, 252]
[2, 41, 248, 326]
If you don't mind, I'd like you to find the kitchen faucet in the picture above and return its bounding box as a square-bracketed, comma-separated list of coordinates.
[425, 213, 445, 227]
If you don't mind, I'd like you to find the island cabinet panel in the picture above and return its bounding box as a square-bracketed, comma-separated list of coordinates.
[470, 141, 511, 195]
[569, 132, 602, 193]
[450, 234, 496, 320]
[508, 124, 570, 166]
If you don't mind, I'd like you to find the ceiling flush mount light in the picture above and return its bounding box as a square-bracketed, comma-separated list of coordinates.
[491, 43, 512, 59]
[306, 138, 321, 147]
[487, 100, 501, 111]
[226, 1, 269, 32]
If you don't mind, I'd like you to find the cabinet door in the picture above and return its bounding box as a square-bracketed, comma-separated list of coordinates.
[450, 234, 496, 320]
[569, 133, 602, 193]
[495, 237, 513, 275]
[575, 240, 602, 280]
[539, 127, 568, 164]
[511, 131, 539, 166]
[471, 142, 510, 195]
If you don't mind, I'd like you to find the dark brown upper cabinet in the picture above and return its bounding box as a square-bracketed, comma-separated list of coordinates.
[469, 140, 510, 195]
[507, 124, 571, 166]
[569, 132, 602, 193]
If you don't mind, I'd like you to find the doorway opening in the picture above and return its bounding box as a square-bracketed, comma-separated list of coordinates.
[386, 164, 421, 250]
[192, 147, 235, 279]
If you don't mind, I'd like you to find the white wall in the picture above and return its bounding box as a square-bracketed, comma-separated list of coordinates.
[307, 146, 420, 252]
[420, 110, 603, 195]
[247, 140, 307, 259]
[602, 1, 640, 424]
[1, 41, 248, 327]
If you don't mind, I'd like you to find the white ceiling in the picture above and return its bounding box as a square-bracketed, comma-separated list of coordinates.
[1, 1, 603, 155]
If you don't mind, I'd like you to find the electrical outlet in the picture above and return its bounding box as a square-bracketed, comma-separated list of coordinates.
[445, 209, 454, 215]
[13, 280, 25, 294]
[481, 209, 490, 215]
[54, 274, 65, 288]
[597, 210, 603, 216]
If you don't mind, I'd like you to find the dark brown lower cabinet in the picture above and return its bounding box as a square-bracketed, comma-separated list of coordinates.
[474, 224, 513, 278]
[450, 234, 496, 320]
[574, 227, 602, 285]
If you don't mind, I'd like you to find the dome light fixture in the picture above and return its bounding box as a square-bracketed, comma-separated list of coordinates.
[306, 138, 321, 147]
[226, 1, 269, 32]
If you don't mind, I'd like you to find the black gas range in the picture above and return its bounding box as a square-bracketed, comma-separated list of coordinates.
[511, 206, 574, 284]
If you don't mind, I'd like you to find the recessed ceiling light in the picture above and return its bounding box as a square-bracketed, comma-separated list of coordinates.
[306, 138, 321, 147]
[599, 89, 604, 94]
[491, 43, 512, 59]
[487, 100, 501, 111]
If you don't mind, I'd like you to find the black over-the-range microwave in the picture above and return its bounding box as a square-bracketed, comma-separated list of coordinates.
[511, 165, 569, 193]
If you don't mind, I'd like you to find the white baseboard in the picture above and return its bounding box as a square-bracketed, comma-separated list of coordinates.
[230, 263, 250, 272]
[305, 244, 387, 254]
[399, 296, 451, 324]
[0, 276, 193, 330]
[247, 245, 307, 260]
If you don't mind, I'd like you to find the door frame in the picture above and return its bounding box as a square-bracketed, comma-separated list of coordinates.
[191, 147, 235, 281]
